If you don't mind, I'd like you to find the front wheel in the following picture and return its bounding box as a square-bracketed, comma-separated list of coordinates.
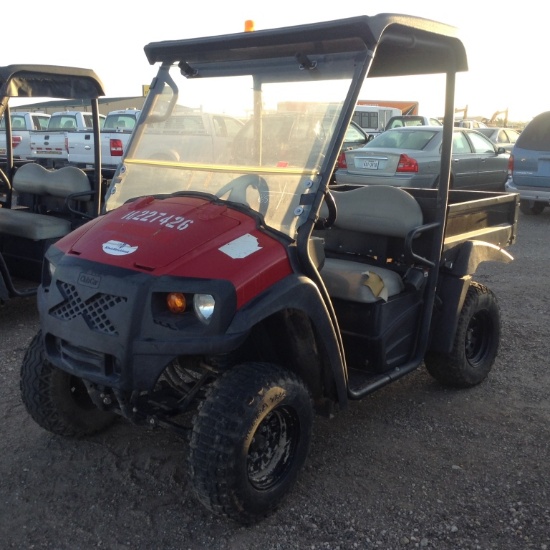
[519, 200, 545, 215]
[20, 331, 117, 437]
[188, 362, 313, 524]
[425, 282, 500, 388]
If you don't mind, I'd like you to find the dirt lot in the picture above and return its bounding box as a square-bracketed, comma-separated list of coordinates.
[1, 211, 549, 550]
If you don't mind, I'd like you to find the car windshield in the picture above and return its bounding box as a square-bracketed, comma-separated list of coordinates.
[105, 51, 360, 237]
[367, 129, 438, 150]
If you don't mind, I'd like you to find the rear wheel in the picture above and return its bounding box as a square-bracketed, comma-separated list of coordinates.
[20, 331, 116, 437]
[425, 282, 500, 388]
[188, 362, 313, 524]
[519, 200, 545, 215]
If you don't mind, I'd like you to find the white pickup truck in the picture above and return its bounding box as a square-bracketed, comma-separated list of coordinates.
[29, 110, 106, 167]
[130, 110, 244, 167]
[0, 111, 50, 159]
[66, 109, 242, 171]
[68, 109, 141, 170]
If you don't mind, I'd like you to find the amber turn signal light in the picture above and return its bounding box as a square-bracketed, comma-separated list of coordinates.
[166, 292, 187, 314]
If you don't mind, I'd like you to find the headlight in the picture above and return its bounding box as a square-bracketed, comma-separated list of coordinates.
[194, 294, 215, 324]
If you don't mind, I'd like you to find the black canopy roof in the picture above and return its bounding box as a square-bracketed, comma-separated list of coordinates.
[144, 13, 468, 78]
[0, 64, 105, 100]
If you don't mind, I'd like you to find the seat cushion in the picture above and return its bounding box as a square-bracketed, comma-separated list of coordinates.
[0, 208, 71, 240]
[321, 258, 404, 303]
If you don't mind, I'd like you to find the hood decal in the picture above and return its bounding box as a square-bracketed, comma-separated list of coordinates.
[102, 240, 138, 256]
[219, 233, 262, 259]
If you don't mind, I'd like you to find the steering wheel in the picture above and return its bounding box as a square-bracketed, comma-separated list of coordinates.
[314, 189, 337, 229]
[216, 174, 270, 217]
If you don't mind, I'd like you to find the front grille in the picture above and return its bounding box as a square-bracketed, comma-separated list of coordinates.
[50, 281, 127, 335]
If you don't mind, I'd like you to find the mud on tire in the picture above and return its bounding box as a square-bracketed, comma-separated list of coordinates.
[425, 282, 500, 388]
[188, 362, 314, 524]
[20, 331, 116, 437]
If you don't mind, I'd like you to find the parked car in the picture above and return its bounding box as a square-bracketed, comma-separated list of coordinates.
[385, 115, 442, 130]
[477, 127, 520, 152]
[454, 119, 487, 129]
[332, 120, 369, 181]
[505, 111, 550, 214]
[0, 111, 50, 160]
[335, 126, 509, 190]
[343, 120, 369, 149]
[232, 115, 367, 178]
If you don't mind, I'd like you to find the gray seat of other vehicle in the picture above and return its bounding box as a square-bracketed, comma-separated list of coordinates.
[0, 163, 92, 240]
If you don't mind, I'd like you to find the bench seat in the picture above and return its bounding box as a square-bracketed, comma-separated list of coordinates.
[0, 208, 72, 240]
[318, 186, 424, 303]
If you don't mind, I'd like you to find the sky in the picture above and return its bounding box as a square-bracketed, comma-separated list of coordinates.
[4, 0, 545, 123]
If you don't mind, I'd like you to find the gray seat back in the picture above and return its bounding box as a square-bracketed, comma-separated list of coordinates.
[12, 163, 91, 198]
[330, 185, 423, 237]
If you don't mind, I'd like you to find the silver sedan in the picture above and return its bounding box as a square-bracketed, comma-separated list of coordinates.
[334, 126, 509, 190]
[476, 127, 520, 153]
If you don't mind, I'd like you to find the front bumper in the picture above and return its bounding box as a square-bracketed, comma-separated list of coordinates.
[38, 252, 244, 392]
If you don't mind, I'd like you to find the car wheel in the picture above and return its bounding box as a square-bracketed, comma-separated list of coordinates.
[424, 282, 500, 388]
[519, 200, 545, 215]
[20, 331, 117, 437]
[188, 362, 313, 524]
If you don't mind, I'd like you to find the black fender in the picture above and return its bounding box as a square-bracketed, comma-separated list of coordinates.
[227, 273, 347, 408]
[429, 240, 512, 354]
[447, 240, 513, 277]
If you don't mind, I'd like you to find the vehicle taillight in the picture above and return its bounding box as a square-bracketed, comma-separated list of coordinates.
[12, 136, 22, 149]
[337, 151, 347, 170]
[396, 154, 418, 173]
[110, 138, 124, 157]
[508, 154, 514, 176]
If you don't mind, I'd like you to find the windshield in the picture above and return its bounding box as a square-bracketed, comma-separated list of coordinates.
[105, 51, 360, 237]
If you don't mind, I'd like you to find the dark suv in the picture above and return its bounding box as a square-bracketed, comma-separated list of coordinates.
[506, 111, 550, 215]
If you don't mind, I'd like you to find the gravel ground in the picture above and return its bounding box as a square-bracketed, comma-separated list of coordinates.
[1, 210, 549, 550]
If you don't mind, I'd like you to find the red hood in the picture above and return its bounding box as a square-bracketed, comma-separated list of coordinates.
[57, 195, 293, 306]
[66, 195, 241, 270]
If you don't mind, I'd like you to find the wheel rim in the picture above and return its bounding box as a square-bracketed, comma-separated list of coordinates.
[465, 310, 492, 367]
[247, 406, 300, 490]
